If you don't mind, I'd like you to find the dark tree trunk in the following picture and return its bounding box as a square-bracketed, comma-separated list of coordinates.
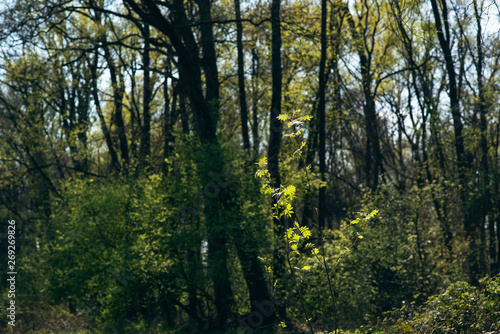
[269, 0, 286, 323]
[430, 0, 482, 283]
[76, 78, 90, 172]
[162, 76, 175, 175]
[103, 44, 129, 168]
[361, 62, 382, 190]
[344, 3, 382, 191]
[139, 11, 151, 172]
[251, 47, 260, 156]
[179, 88, 190, 134]
[89, 50, 120, 172]
[198, 0, 220, 126]
[429, 0, 466, 174]
[473, 0, 493, 273]
[235, 0, 251, 151]
[318, 0, 328, 229]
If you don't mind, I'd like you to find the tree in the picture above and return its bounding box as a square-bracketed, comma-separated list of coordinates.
[235, 0, 251, 151]
[317, 0, 328, 229]
[268, 0, 286, 324]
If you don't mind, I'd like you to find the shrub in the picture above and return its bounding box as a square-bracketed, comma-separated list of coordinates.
[383, 276, 500, 333]
[1, 301, 94, 333]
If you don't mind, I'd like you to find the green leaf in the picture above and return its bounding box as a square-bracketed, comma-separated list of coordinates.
[256, 156, 268, 168]
[277, 114, 290, 122]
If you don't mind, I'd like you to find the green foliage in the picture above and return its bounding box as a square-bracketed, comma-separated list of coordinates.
[45, 175, 183, 332]
[337, 182, 467, 318]
[257, 112, 381, 331]
[383, 276, 500, 333]
[1, 301, 95, 334]
[35, 138, 275, 332]
[285, 214, 380, 329]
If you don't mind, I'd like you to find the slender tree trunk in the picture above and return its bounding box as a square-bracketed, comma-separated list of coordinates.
[139, 11, 151, 171]
[251, 48, 260, 156]
[179, 88, 190, 134]
[235, 0, 251, 151]
[76, 79, 90, 172]
[318, 0, 328, 229]
[252, 48, 260, 157]
[343, 3, 382, 190]
[430, 0, 466, 175]
[328, 13, 343, 229]
[362, 70, 382, 190]
[231, 4, 277, 327]
[162, 76, 175, 175]
[61, 86, 78, 168]
[269, 0, 286, 323]
[89, 50, 120, 172]
[103, 44, 129, 168]
[199, 0, 220, 126]
[429, 0, 482, 283]
[473, 0, 493, 273]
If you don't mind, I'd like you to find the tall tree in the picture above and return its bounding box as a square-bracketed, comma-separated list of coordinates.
[429, 0, 483, 283]
[235, 0, 251, 151]
[470, 0, 494, 275]
[139, 0, 152, 172]
[121, 0, 275, 329]
[317, 0, 328, 229]
[251, 46, 261, 156]
[269, 0, 286, 323]
[121, 1, 233, 328]
[103, 43, 130, 168]
[343, 0, 385, 190]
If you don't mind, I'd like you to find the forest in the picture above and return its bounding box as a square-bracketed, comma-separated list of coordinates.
[1, 0, 500, 332]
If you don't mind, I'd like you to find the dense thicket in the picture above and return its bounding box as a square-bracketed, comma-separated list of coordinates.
[0, 0, 499, 332]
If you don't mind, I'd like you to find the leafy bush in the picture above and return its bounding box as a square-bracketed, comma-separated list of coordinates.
[1, 301, 94, 334]
[291, 226, 379, 330]
[283, 180, 470, 331]
[383, 276, 500, 333]
[45, 175, 182, 332]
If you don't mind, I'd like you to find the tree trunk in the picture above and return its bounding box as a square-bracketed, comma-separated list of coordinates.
[473, 0, 493, 273]
[198, 0, 220, 126]
[343, 3, 382, 190]
[162, 75, 175, 175]
[269, 0, 286, 323]
[103, 44, 129, 168]
[89, 50, 120, 172]
[317, 0, 328, 230]
[235, 0, 251, 151]
[139, 10, 151, 172]
[251, 47, 260, 156]
[430, 0, 482, 283]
